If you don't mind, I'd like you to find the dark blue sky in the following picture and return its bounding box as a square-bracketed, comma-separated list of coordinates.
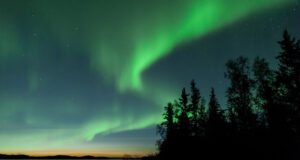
[0, 0, 299, 157]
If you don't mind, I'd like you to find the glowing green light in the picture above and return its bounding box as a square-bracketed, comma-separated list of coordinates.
[0, 0, 295, 155]
[110, 0, 293, 91]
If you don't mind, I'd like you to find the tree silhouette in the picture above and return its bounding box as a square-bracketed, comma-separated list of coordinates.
[153, 30, 300, 160]
[190, 80, 200, 136]
[276, 30, 300, 135]
[252, 57, 275, 129]
[157, 103, 175, 157]
[177, 88, 190, 138]
[206, 88, 226, 136]
[225, 57, 257, 133]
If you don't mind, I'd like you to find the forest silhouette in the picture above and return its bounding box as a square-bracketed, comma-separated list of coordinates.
[148, 30, 300, 160]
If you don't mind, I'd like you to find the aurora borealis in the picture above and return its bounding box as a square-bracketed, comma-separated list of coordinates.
[0, 0, 299, 157]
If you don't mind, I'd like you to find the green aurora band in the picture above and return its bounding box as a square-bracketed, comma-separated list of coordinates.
[30, 0, 294, 92]
[95, 0, 294, 92]
[0, 0, 296, 155]
[51, 0, 293, 140]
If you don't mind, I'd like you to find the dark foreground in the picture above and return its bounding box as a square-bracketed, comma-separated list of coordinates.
[142, 136, 300, 160]
[0, 154, 139, 159]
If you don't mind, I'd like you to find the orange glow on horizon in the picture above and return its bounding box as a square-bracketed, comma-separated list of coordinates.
[0, 149, 154, 158]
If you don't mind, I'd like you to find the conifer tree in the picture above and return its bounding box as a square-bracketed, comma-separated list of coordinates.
[177, 88, 190, 137]
[276, 30, 300, 135]
[157, 103, 175, 155]
[207, 88, 225, 136]
[190, 80, 200, 136]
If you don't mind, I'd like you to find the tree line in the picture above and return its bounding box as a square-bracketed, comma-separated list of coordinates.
[154, 30, 300, 160]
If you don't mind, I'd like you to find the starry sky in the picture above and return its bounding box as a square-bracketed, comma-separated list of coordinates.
[0, 0, 299, 157]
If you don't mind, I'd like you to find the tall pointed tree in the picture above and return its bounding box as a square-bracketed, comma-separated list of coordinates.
[190, 80, 200, 136]
[207, 88, 225, 136]
[177, 88, 190, 137]
[276, 30, 300, 135]
[157, 103, 175, 155]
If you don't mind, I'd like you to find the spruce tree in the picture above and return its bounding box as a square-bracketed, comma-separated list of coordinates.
[276, 30, 300, 135]
[190, 80, 200, 136]
[207, 88, 225, 136]
[178, 88, 190, 137]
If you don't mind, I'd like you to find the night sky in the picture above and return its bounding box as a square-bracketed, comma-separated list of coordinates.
[0, 0, 299, 157]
